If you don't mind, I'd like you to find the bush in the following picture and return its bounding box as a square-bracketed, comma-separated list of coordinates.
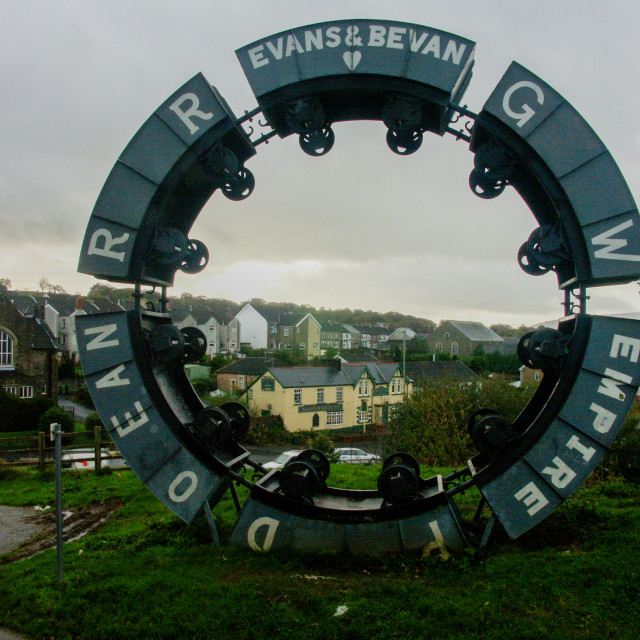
[38, 406, 75, 434]
[384, 378, 535, 466]
[191, 377, 214, 396]
[243, 415, 292, 446]
[0, 391, 54, 433]
[601, 411, 640, 483]
[85, 412, 105, 432]
[73, 384, 95, 409]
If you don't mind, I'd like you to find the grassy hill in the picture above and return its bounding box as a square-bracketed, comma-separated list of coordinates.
[0, 465, 638, 639]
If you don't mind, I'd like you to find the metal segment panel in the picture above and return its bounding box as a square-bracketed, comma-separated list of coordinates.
[476, 61, 640, 286]
[76, 311, 224, 523]
[229, 495, 468, 554]
[78, 74, 254, 285]
[480, 315, 640, 538]
[236, 19, 475, 136]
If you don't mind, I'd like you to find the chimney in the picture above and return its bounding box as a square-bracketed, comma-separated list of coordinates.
[76, 296, 84, 311]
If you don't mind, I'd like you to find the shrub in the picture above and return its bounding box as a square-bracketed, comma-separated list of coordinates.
[601, 411, 640, 483]
[384, 378, 535, 466]
[243, 415, 292, 446]
[191, 377, 214, 396]
[74, 385, 95, 409]
[38, 406, 75, 434]
[85, 412, 106, 433]
[0, 391, 54, 433]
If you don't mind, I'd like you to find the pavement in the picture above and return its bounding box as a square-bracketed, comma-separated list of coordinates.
[0, 506, 42, 640]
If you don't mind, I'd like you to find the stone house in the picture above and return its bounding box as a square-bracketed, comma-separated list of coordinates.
[0, 286, 59, 403]
[215, 356, 290, 394]
[429, 320, 503, 359]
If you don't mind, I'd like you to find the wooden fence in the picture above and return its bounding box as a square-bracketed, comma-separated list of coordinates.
[0, 425, 124, 471]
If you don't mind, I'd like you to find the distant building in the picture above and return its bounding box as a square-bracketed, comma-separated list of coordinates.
[403, 360, 478, 385]
[429, 320, 504, 359]
[215, 357, 290, 394]
[0, 286, 59, 403]
[245, 361, 412, 432]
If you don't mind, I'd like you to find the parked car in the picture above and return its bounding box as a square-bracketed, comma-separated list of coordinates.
[262, 450, 303, 470]
[334, 447, 381, 465]
[61, 447, 128, 471]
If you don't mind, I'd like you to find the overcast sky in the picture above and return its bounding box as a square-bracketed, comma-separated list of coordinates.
[1, 0, 639, 327]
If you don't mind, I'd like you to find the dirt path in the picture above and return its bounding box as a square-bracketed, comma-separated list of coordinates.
[0, 506, 44, 556]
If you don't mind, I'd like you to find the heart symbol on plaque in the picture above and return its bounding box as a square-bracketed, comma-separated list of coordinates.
[343, 50, 362, 71]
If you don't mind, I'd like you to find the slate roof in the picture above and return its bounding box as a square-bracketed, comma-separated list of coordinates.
[28, 318, 58, 350]
[446, 321, 503, 342]
[321, 322, 345, 333]
[264, 362, 403, 388]
[216, 357, 290, 375]
[404, 361, 478, 383]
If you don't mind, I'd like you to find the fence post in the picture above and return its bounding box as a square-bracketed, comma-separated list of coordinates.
[38, 431, 45, 471]
[94, 422, 102, 472]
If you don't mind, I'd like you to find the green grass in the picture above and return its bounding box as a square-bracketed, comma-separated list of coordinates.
[0, 466, 639, 640]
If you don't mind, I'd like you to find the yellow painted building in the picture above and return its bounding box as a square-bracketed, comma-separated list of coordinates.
[244, 361, 412, 432]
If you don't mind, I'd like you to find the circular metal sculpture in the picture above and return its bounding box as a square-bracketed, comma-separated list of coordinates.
[77, 19, 640, 554]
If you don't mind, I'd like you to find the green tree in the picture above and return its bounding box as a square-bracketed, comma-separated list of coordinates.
[384, 378, 534, 466]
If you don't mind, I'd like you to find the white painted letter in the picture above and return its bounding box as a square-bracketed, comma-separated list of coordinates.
[442, 40, 466, 65]
[409, 30, 429, 52]
[110, 400, 149, 437]
[368, 25, 386, 47]
[611, 334, 640, 363]
[168, 471, 198, 503]
[590, 402, 617, 434]
[422, 35, 441, 58]
[387, 26, 406, 49]
[247, 517, 279, 552]
[566, 435, 597, 462]
[325, 26, 341, 48]
[248, 45, 269, 68]
[598, 368, 633, 402]
[514, 482, 549, 516]
[87, 229, 130, 262]
[592, 219, 640, 261]
[502, 81, 545, 128]
[84, 324, 119, 351]
[168, 93, 213, 135]
[542, 456, 577, 489]
[95, 364, 130, 389]
[422, 520, 450, 560]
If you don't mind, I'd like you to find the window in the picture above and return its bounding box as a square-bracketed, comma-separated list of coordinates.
[336, 387, 343, 402]
[451, 342, 459, 357]
[3, 386, 17, 395]
[238, 376, 245, 390]
[326, 411, 343, 426]
[231, 326, 237, 335]
[444, 332, 450, 339]
[312, 414, 320, 428]
[358, 380, 369, 396]
[299, 343, 305, 350]
[436, 342, 442, 352]
[534, 371, 541, 382]
[357, 411, 371, 424]
[270, 325, 277, 334]
[0, 330, 14, 368]
[317, 388, 324, 403]
[283, 327, 290, 336]
[20, 386, 33, 399]
[294, 389, 302, 404]
[313, 343, 318, 350]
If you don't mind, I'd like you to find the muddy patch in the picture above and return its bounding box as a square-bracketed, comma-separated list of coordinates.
[0, 499, 122, 564]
